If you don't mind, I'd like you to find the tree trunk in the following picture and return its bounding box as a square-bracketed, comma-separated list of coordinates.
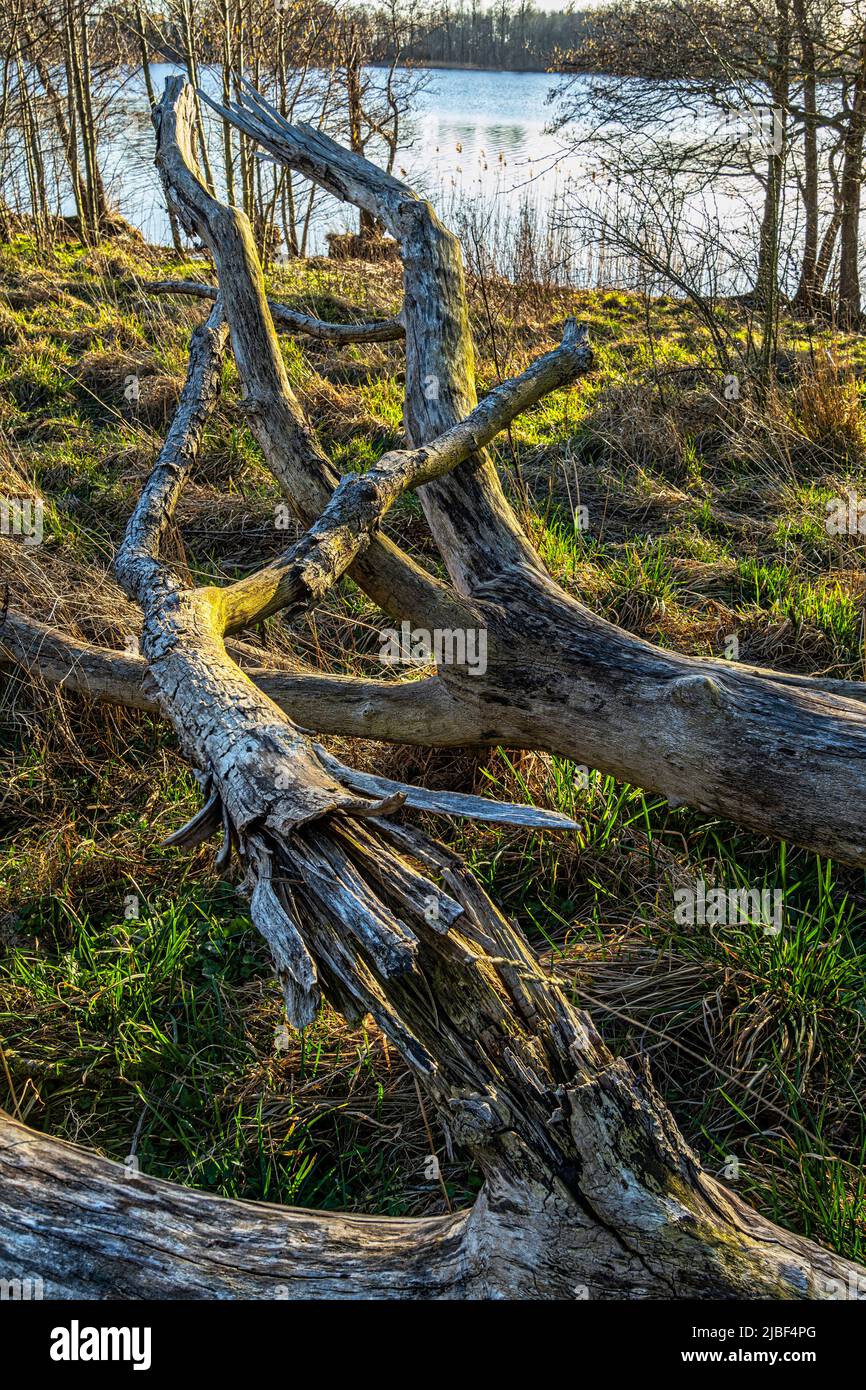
[3, 76, 866, 1301]
[755, 0, 789, 381]
[343, 24, 377, 241]
[792, 0, 819, 312]
[838, 27, 866, 325]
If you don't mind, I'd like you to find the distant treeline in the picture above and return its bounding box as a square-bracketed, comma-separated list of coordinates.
[0, 0, 594, 261]
[357, 4, 594, 72]
[120, 3, 595, 74]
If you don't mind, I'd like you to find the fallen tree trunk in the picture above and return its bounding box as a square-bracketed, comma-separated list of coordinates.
[145, 277, 405, 343]
[191, 79, 866, 868]
[2, 76, 866, 1301]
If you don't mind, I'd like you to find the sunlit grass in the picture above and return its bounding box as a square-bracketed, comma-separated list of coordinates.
[2, 233, 866, 1254]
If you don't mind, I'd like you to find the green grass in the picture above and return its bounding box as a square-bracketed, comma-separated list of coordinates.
[0, 886, 466, 1210]
[2, 230, 866, 1254]
[469, 751, 866, 1256]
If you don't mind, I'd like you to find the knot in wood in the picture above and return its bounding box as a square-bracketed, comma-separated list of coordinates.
[447, 1093, 509, 1146]
[670, 672, 726, 710]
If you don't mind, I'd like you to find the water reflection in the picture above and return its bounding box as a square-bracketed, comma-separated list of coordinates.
[3, 62, 768, 292]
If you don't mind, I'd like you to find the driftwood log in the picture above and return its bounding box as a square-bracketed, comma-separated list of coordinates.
[2, 76, 866, 1300]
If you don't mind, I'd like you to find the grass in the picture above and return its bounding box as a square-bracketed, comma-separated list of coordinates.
[2, 228, 866, 1255]
[1, 884, 467, 1211]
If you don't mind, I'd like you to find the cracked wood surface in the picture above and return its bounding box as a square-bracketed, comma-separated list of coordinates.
[211, 77, 866, 868]
[3, 76, 866, 1301]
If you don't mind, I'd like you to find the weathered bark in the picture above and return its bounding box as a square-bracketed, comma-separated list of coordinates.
[4, 76, 866, 1302]
[8, 608, 866, 736]
[204, 78, 866, 868]
[145, 278, 405, 342]
[153, 83, 460, 635]
[0, 612, 484, 745]
[203, 76, 546, 595]
[216, 318, 590, 634]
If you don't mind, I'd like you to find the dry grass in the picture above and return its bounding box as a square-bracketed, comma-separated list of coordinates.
[2, 231, 866, 1253]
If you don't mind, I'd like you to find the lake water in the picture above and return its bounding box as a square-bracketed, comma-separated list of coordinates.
[20, 64, 769, 291]
[99, 66, 576, 253]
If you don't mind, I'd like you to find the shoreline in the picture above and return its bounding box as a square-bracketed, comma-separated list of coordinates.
[368, 60, 559, 75]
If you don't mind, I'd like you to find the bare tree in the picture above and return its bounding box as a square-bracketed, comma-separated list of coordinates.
[327, 8, 429, 246]
[837, 10, 866, 322]
[0, 0, 129, 245]
[553, 0, 866, 328]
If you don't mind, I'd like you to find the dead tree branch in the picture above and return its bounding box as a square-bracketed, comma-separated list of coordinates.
[3, 76, 866, 1302]
[145, 278, 405, 343]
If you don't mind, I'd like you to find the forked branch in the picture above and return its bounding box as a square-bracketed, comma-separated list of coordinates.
[210, 78, 866, 869]
[3, 77, 866, 1303]
[218, 318, 591, 633]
